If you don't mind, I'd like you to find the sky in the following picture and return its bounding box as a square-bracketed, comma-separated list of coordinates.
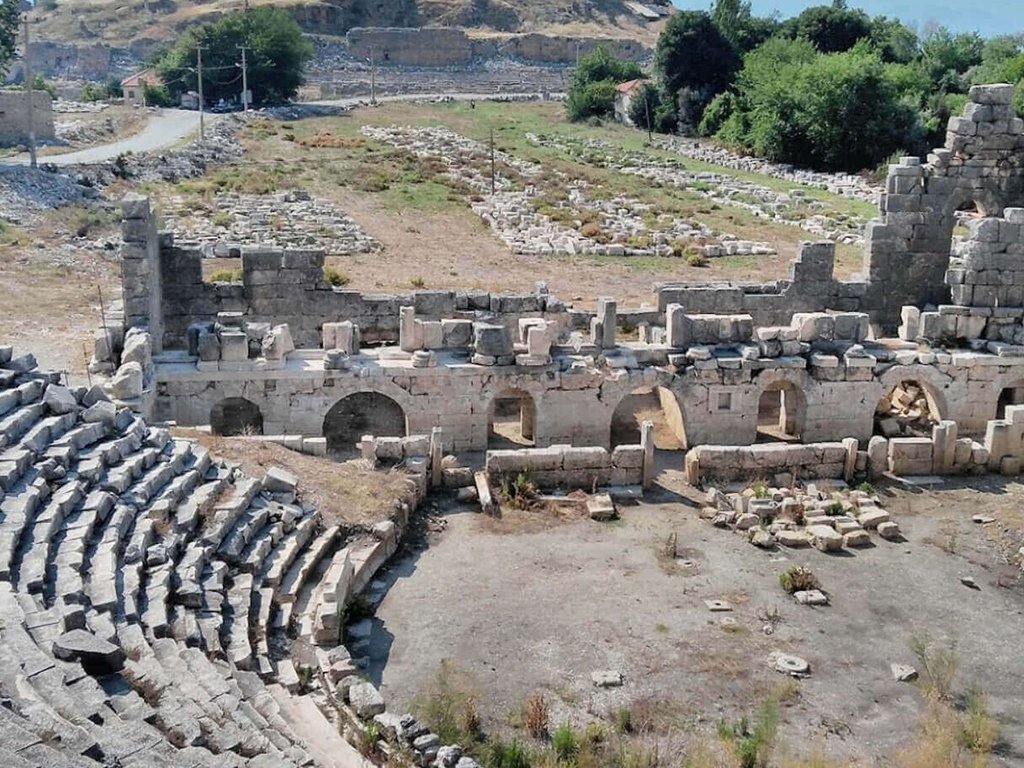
[672, 1, 1024, 37]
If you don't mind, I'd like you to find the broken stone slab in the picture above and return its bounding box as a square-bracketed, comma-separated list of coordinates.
[590, 670, 623, 688]
[52, 629, 126, 674]
[807, 524, 843, 552]
[587, 493, 617, 522]
[704, 599, 732, 612]
[891, 663, 918, 682]
[876, 521, 901, 541]
[748, 529, 776, 549]
[348, 681, 385, 718]
[794, 589, 829, 606]
[263, 466, 298, 494]
[843, 529, 871, 548]
[43, 384, 77, 415]
[108, 361, 144, 400]
[776, 530, 810, 548]
[857, 508, 890, 529]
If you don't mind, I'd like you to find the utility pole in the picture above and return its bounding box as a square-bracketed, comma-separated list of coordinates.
[22, 17, 36, 169]
[489, 127, 495, 196]
[369, 46, 376, 105]
[645, 95, 653, 144]
[197, 46, 205, 140]
[238, 45, 249, 111]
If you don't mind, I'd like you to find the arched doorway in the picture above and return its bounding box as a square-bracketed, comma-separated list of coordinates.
[875, 380, 941, 437]
[996, 382, 1024, 420]
[324, 392, 406, 454]
[488, 389, 537, 449]
[610, 386, 686, 449]
[757, 382, 806, 443]
[210, 398, 263, 436]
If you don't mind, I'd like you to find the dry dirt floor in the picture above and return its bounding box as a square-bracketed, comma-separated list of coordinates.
[367, 472, 1024, 766]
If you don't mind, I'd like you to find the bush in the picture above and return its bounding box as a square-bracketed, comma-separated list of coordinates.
[566, 46, 642, 123]
[685, 249, 708, 267]
[485, 739, 530, 768]
[499, 472, 540, 511]
[714, 38, 925, 171]
[779, 566, 819, 594]
[627, 82, 664, 132]
[211, 212, 232, 228]
[413, 660, 483, 747]
[323, 266, 350, 287]
[523, 693, 549, 739]
[909, 634, 958, 701]
[716, 699, 778, 768]
[551, 724, 579, 762]
[615, 707, 634, 734]
[143, 83, 174, 108]
[567, 80, 619, 123]
[207, 269, 242, 283]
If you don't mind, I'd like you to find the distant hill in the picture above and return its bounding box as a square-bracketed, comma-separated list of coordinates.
[32, 0, 674, 53]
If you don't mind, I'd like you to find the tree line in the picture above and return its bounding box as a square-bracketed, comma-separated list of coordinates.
[568, 0, 1024, 172]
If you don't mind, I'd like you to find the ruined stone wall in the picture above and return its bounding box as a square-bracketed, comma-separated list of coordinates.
[344, 27, 650, 67]
[656, 242, 868, 326]
[6, 42, 112, 82]
[862, 84, 1024, 331]
[0, 90, 55, 145]
[154, 237, 569, 350]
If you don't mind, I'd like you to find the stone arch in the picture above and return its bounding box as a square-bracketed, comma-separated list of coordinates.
[210, 397, 264, 437]
[323, 392, 407, 454]
[756, 380, 807, 442]
[874, 378, 943, 437]
[610, 385, 686, 450]
[488, 388, 537, 448]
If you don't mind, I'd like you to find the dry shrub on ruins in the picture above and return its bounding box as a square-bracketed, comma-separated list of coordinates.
[523, 692, 549, 739]
[297, 134, 366, 149]
[896, 696, 998, 768]
[499, 472, 540, 511]
[908, 633, 959, 701]
[412, 660, 483, 747]
[778, 566, 819, 595]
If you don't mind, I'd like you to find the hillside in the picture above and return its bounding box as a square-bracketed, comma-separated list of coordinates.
[31, 0, 672, 52]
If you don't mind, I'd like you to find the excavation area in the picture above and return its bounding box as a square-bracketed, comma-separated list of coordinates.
[366, 478, 1024, 765]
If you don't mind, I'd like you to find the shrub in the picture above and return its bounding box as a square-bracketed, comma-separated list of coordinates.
[685, 250, 708, 267]
[207, 269, 243, 283]
[485, 739, 531, 768]
[615, 707, 634, 734]
[323, 266, 350, 287]
[779, 566, 819, 595]
[909, 634, 959, 701]
[413, 660, 482, 747]
[716, 699, 778, 768]
[410, 276, 426, 288]
[959, 691, 999, 754]
[500, 472, 540, 511]
[551, 724, 579, 762]
[211, 212, 232, 228]
[523, 693, 549, 739]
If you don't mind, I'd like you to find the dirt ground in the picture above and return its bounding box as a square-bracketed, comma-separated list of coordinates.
[366, 473, 1024, 765]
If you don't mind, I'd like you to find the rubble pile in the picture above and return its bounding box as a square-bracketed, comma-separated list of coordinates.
[875, 382, 939, 437]
[702, 484, 902, 551]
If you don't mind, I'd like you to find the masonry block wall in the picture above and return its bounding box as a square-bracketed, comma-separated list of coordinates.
[0, 90, 54, 145]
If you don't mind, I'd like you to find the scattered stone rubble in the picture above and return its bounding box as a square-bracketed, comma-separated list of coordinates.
[655, 136, 881, 203]
[530, 133, 868, 245]
[0, 165, 98, 224]
[362, 124, 776, 258]
[702, 484, 901, 552]
[875, 381, 939, 437]
[163, 190, 380, 257]
[52, 100, 111, 114]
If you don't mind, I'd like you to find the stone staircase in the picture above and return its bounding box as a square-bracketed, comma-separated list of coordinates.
[0, 347, 370, 768]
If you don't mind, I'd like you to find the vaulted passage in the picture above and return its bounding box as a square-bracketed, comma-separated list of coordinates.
[610, 386, 686, 450]
[210, 398, 263, 437]
[488, 389, 537, 449]
[324, 393, 406, 454]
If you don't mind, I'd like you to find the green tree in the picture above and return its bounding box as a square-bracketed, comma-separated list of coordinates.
[627, 82, 666, 132]
[781, 1, 873, 53]
[920, 27, 983, 90]
[156, 7, 313, 106]
[868, 16, 919, 64]
[711, 0, 778, 53]
[715, 38, 924, 172]
[655, 10, 739, 131]
[0, 0, 19, 78]
[565, 46, 643, 122]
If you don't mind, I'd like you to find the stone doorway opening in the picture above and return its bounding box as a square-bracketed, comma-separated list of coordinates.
[324, 392, 406, 455]
[610, 386, 686, 449]
[756, 382, 806, 443]
[210, 397, 264, 437]
[488, 389, 537, 449]
[996, 382, 1024, 420]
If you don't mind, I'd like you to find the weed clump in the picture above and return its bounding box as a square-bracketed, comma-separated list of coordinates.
[323, 266, 350, 287]
[779, 566, 820, 595]
[523, 692, 549, 739]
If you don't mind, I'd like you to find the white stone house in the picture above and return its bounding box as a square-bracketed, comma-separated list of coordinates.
[614, 79, 650, 126]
